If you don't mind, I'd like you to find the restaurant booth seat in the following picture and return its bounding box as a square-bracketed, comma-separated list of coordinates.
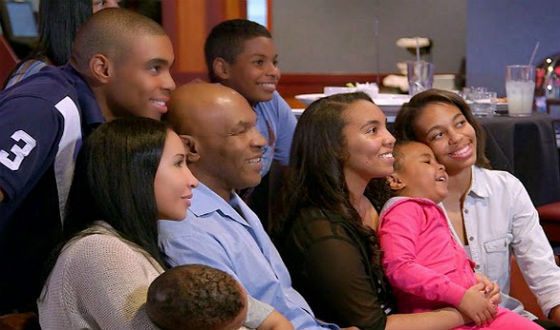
[510, 256, 546, 320]
[0, 35, 19, 88]
[0, 312, 40, 330]
[509, 202, 560, 321]
[537, 202, 560, 244]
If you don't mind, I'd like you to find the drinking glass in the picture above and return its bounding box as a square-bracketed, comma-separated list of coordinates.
[505, 65, 535, 116]
[471, 89, 496, 117]
[407, 61, 434, 96]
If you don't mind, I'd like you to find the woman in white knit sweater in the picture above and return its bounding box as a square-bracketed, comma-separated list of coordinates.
[37, 118, 199, 329]
[38, 118, 293, 330]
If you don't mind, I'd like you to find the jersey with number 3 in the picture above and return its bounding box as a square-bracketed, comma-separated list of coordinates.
[0, 65, 103, 313]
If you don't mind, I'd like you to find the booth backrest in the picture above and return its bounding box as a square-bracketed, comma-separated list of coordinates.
[0, 34, 19, 88]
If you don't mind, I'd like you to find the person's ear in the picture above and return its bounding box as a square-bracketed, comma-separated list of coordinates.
[180, 134, 200, 163]
[212, 57, 230, 80]
[89, 54, 112, 84]
[387, 174, 406, 191]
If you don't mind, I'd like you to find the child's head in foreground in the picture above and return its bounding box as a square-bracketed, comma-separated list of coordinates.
[146, 264, 247, 330]
[387, 141, 449, 203]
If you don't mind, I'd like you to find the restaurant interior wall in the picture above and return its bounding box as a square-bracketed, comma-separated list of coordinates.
[272, 0, 467, 75]
[467, 0, 560, 97]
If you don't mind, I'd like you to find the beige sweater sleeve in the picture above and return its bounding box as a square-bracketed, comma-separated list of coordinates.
[39, 232, 163, 329]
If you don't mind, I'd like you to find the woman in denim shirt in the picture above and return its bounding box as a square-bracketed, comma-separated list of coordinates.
[394, 89, 560, 328]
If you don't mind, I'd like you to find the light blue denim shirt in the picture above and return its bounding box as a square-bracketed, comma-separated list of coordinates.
[254, 91, 297, 176]
[158, 183, 337, 330]
[444, 166, 560, 319]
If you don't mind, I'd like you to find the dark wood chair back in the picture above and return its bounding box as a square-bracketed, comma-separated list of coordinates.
[0, 35, 19, 88]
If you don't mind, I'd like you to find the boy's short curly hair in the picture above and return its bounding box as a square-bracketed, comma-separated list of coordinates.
[146, 264, 246, 330]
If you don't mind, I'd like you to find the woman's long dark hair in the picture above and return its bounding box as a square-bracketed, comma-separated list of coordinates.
[52, 117, 169, 274]
[3, 0, 92, 87]
[276, 92, 385, 243]
[35, 0, 92, 65]
[393, 88, 491, 168]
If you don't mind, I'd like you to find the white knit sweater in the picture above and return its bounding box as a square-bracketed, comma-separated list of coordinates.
[37, 222, 163, 330]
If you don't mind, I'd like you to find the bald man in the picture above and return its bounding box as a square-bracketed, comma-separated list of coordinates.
[0, 8, 175, 313]
[159, 83, 341, 330]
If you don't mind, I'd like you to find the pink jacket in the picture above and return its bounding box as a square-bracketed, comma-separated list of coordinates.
[378, 197, 476, 313]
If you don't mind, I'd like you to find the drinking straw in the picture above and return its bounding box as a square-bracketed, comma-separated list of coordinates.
[374, 17, 380, 86]
[528, 41, 540, 66]
[413, 37, 422, 91]
[415, 37, 421, 62]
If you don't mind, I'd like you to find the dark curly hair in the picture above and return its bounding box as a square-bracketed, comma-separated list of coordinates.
[147, 264, 245, 330]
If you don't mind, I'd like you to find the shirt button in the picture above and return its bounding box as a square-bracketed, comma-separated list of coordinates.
[475, 265, 481, 269]
[464, 209, 469, 214]
[469, 236, 474, 241]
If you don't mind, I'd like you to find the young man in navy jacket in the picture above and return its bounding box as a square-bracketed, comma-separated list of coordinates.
[0, 8, 175, 314]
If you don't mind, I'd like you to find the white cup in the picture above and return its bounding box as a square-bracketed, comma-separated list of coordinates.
[505, 65, 535, 116]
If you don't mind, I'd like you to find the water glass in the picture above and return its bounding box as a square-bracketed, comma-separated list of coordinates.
[505, 65, 535, 116]
[407, 61, 434, 96]
[471, 90, 497, 117]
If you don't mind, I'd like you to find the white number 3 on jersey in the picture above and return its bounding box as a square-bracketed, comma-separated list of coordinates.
[0, 130, 37, 171]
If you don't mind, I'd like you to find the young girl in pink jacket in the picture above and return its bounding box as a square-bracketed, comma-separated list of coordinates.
[378, 140, 542, 329]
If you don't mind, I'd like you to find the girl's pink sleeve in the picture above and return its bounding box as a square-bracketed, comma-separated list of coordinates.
[378, 201, 466, 307]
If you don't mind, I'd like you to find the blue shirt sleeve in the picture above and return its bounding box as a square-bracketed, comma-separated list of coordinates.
[0, 96, 63, 202]
[272, 92, 296, 166]
[159, 225, 241, 280]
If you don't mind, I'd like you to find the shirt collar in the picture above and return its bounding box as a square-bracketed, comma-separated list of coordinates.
[468, 165, 490, 198]
[189, 183, 249, 227]
[61, 64, 104, 127]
